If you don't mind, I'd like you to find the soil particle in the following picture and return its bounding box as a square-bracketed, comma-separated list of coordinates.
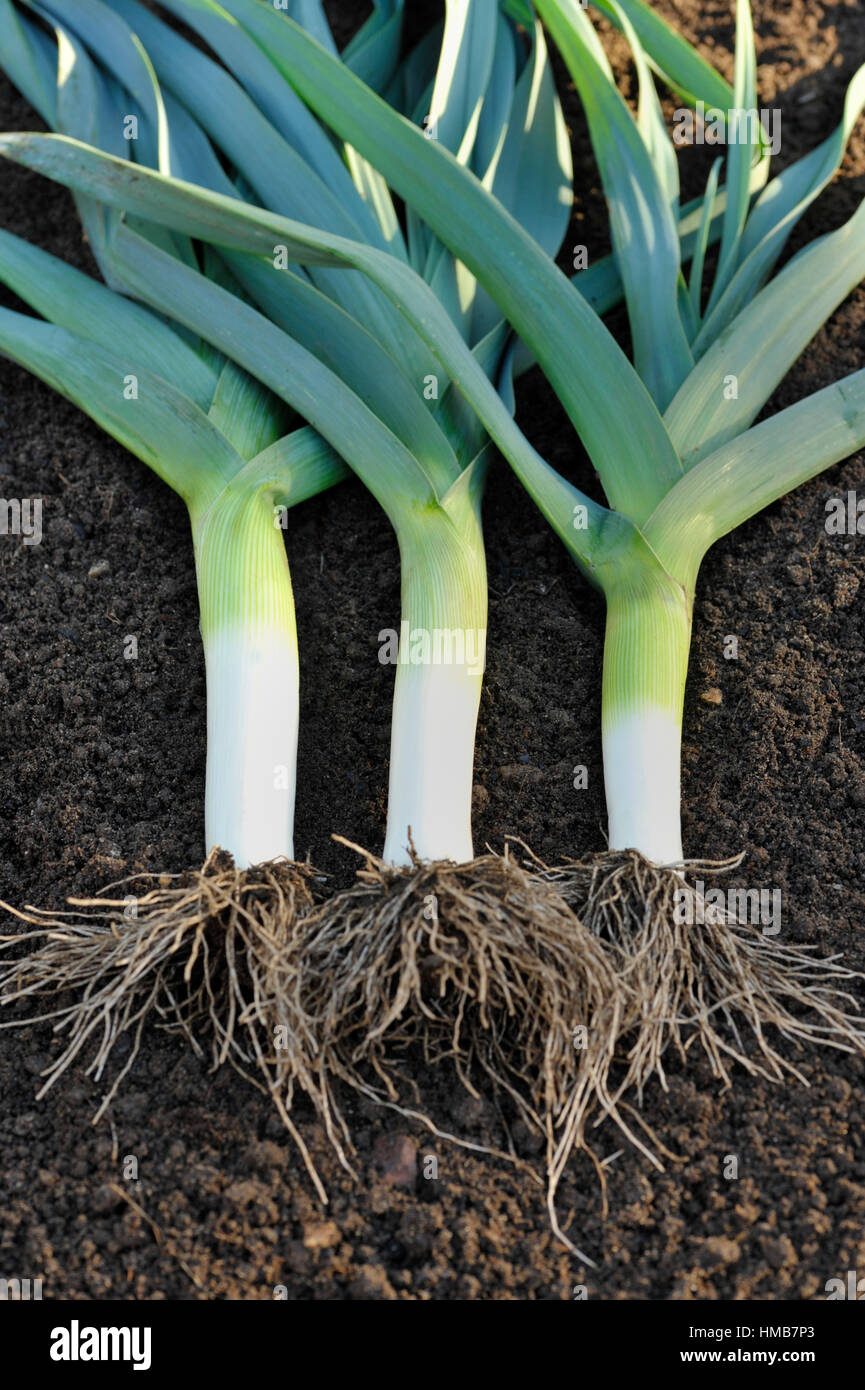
[372, 1135, 418, 1191]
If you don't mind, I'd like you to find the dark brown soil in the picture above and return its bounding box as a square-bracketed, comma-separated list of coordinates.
[1, 1, 865, 1301]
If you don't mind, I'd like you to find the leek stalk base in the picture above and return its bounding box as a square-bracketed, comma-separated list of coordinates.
[192, 471, 300, 870]
[382, 501, 488, 868]
[601, 571, 692, 866]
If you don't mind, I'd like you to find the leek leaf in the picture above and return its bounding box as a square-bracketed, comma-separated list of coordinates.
[687, 158, 722, 326]
[705, 0, 759, 313]
[0, 226, 217, 408]
[342, 2, 404, 93]
[665, 198, 865, 466]
[88, 0, 432, 376]
[206, 359, 289, 462]
[223, 250, 462, 490]
[143, 0, 403, 253]
[694, 62, 865, 349]
[472, 11, 517, 182]
[428, 0, 497, 164]
[0, 0, 57, 126]
[535, 0, 692, 409]
[473, 20, 571, 340]
[52, 25, 123, 283]
[106, 222, 448, 513]
[591, 0, 733, 112]
[0, 305, 238, 508]
[648, 368, 865, 586]
[250, 428, 349, 508]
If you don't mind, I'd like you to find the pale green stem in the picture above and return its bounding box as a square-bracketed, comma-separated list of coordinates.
[190, 470, 298, 869]
[602, 567, 693, 866]
[383, 498, 488, 866]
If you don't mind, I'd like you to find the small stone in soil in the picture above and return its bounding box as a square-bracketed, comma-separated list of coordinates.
[372, 1133, 418, 1190]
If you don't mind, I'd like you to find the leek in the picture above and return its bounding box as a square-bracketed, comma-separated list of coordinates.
[0, 11, 353, 869]
[0, 229, 348, 1146]
[0, 231, 347, 868]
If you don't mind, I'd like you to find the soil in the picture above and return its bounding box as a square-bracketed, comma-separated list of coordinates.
[1, 0, 865, 1301]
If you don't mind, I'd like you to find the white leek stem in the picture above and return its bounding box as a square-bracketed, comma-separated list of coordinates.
[603, 711, 684, 865]
[602, 574, 692, 867]
[384, 658, 482, 864]
[203, 625, 297, 869]
[192, 471, 298, 869]
[382, 501, 487, 867]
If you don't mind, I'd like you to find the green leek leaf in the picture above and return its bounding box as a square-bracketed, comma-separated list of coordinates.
[535, 0, 693, 409]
